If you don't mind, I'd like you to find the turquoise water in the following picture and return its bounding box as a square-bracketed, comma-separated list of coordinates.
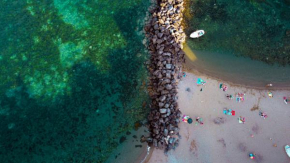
[185, 0, 290, 65]
[0, 0, 150, 162]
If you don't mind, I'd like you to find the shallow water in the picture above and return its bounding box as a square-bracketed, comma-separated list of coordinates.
[0, 0, 150, 162]
[184, 45, 290, 88]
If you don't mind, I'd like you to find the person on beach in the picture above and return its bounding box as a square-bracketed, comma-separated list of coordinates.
[238, 116, 245, 124]
[219, 83, 227, 91]
[196, 117, 204, 125]
[259, 111, 268, 119]
[182, 115, 193, 124]
[226, 94, 233, 100]
[284, 97, 288, 104]
[268, 92, 273, 98]
[182, 72, 186, 78]
[249, 153, 256, 159]
[182, 115, 189, 123]
[236, 93, 245, 102]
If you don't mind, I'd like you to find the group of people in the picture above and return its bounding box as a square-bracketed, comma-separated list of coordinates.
[266, 84, 289, 105]
[223, 108, 235, 116]
[219, 83, 228, 92]
[182, 115, 203, 125]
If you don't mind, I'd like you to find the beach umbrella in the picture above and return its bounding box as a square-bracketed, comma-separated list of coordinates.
[188, 118, 193, 124]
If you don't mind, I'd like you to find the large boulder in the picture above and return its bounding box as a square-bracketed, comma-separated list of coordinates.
[160, 108, 167, 114]
[166, 84, 173, 90]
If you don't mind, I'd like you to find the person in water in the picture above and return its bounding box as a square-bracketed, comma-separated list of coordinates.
[266, 83, 273, 87]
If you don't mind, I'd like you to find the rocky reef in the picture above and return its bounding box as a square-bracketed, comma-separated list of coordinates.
[144, 0, 186, 152]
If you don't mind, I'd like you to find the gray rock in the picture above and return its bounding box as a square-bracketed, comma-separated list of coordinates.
[154, 24, 159, 30]
[153, 139, 158, 147]
[157, 39, 163, 44]
[163, 52, 171, 56]
[158, 141, 162, 147]
[153, 129, 159, 134]
[166, 64, 172, 69]
[159, 102, 164, 107]
[161, 114, 167, 118]
[166, 84, 173, 90]
[164, 129, 168, 136]
[166, 109, 171, 116]
[164, 103, 170, 108]
[159, 95, 166, 102]
[161, 90, 169, 95]
[166, 72, 171, 78]
[169, 138, 174, 144]
[168, 124, 173, 131]
[158, 33, 164, 38]
[160, 108, 167, 114]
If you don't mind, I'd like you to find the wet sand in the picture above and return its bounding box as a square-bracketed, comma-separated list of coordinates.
[147, 72, 290, 163]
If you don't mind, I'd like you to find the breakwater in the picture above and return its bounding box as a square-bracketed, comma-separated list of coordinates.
[144, 0, 185, 151]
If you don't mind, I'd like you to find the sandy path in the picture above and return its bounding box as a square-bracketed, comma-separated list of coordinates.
[148, 72, 290, 163]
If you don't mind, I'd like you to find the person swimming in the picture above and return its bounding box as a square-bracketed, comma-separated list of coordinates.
[266, 83, 273, 87]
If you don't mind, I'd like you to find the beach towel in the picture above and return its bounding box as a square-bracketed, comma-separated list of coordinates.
[182, 115, 189, 122]
[223, 109, 227, 114]
[197, 78, 206, 85]
[183, 72, 186, 77]
[232, 110, 235, 116]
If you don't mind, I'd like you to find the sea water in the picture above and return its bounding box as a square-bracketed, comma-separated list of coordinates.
[0, 0, 150, 162]
[184, 0, 290, 87]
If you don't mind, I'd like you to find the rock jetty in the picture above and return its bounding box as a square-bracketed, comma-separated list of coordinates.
[144, 0, 186, 151]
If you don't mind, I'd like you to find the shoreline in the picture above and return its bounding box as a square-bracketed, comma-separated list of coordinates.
[183, 45, 290, 91]
[136, 145, 154, 163]
[184, 63, 290, 91]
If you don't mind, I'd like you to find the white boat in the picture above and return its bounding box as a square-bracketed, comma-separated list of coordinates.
[286, 145, 290, 157]
[190, 30, 205, 38]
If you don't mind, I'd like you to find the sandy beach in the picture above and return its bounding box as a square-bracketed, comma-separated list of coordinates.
[147, 71, 290, 163]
